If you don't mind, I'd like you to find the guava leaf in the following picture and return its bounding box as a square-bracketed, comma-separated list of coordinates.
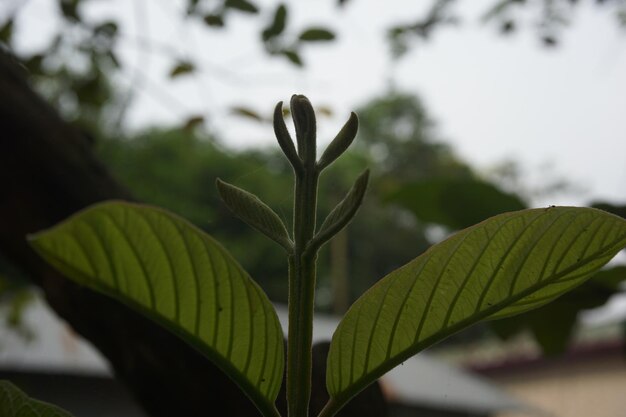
[326, 207, 626, 412]
[217, 178, 293, 251]
[311, 170, 369, 251]
[28, 201, 284, 417]
[0, 380, 75, 417]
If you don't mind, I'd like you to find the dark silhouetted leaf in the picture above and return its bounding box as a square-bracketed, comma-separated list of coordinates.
[204, 14, 225, 27]
[298, 27, 336, 42]
[281, 49, 303, 67]
[262, 4, 287, 41]
[183, 115, 205, 131]
[225, 0, 259, 14]
[169, 61, 196, 78]
[387, 178, 526, 230]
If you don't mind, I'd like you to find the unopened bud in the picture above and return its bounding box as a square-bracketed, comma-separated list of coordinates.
[290, 94, 317, 167]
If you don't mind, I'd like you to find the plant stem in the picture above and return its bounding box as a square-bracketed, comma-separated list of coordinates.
[287, 169, 319, 417]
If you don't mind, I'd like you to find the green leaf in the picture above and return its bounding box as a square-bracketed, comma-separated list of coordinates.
[230, 106, 265, 122]
[216, 179, 293, 251]
[28, 202, 284, 417]
[387, 178, 526, 230]
[182, 115, 205, 132]
[262, 4, 287, 41]
[298, 27, 336, 42]
[0, 380, 75, 417]
[0, 19, 14, 44]
[203, 14, 225, 27]
[169, 61, 195, 78]
[326, 207, 626, 412]
[310, 170, 369, 252]
[317, 112, 358, 171]
[281, 49, 303, 67]
[225, 0, 259, 14]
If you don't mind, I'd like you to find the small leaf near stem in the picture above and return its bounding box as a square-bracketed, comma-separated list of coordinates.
[217, 178, 293, 252]
[274, 101, 303, 175]
[290, 95, 316, 168]
[307, 169, 369, 254]
[317, 112, 359, 172]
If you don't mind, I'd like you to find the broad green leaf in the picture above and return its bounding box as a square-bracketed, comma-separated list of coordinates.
[326, 207, 626, 410]
[216, 179, 293, 251]
[387, 178, 526, 230]
[0, 380, 75, 417]
[28, 202, 284, 417]
[298, 28, 336, 42]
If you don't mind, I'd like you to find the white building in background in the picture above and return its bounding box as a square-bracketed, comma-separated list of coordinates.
[0, 294, 538, 417]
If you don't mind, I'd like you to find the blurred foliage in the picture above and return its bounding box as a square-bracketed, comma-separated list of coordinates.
[388, 0, 626, 58]
[0, 258, 35, 345]
[1, 0, 624, 133]
[386, 178, 526, 230]
[491, 266, 626, 355]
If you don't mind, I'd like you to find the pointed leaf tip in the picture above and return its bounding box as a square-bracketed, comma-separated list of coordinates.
[217, 178, 293, 251]
[309, 169, 369, 252]
[317, 111, 358, 171]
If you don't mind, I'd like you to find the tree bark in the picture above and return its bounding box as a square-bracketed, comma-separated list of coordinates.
[0, 50, 385, 417]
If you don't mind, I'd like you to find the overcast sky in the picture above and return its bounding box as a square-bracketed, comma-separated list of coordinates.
[8, 0, 626, 206]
